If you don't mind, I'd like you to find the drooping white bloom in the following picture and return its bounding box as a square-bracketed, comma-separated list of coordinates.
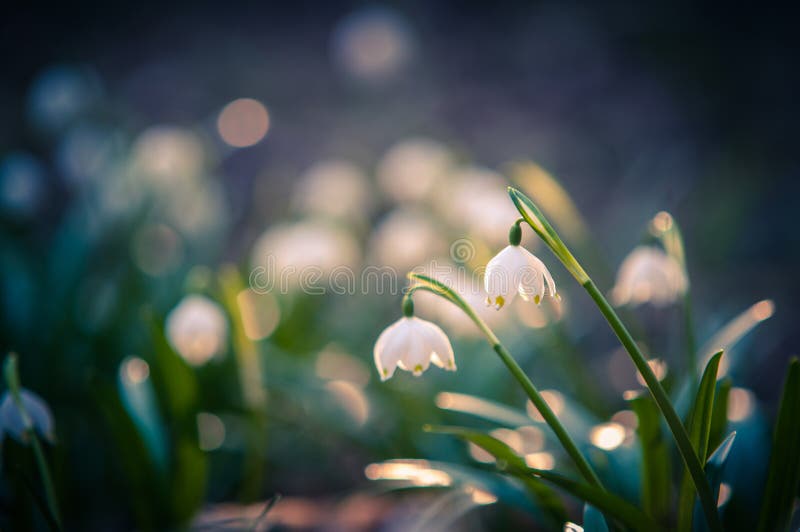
[0, 389, 55, 443]
[611, 246, 687, 307]
[485, 245, 557, 309]
[374, 317, 455, 380]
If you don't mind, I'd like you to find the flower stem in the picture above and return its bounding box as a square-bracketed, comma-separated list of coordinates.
[507, 187, 721, 531]
[408, 274, 605, 490]
[29, 431, 62, 531]
[583, 280, 720, 531]
[4, 354, 62, 531]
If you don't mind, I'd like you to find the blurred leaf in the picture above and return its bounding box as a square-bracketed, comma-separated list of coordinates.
[708, 378, 731, 455]
[629, 392, 670, 522]
[693, 432, 737, 532]
[584, 503, 610, 532]
[677, 350, 723, 531]
[426, 425, 660, 531]
[145, 315, 198, 423]
[435, 391, 533, 427]
[93, 378, 160, 530]
[170, 438, 208, 524]
[757, 357, 800, 532]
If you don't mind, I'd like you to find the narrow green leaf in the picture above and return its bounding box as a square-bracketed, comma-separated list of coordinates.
[426, 425, 661, 531]
[693, 432, 737, 531]
[757, 357, 800, 532]
[434, 391, 533, 427]
[677, 350, 723, 531]
[708, 378, 731, 456]
[629, 392, 671, 522]
[584, 503, 610, 532]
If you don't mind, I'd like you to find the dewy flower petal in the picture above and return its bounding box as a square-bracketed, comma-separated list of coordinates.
[611, 246, 687, 307]
[485, 245, 557, 309]
[374, 317, 455, 381]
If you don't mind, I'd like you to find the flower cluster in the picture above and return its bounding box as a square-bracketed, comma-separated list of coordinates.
[374, 220, 557, 379]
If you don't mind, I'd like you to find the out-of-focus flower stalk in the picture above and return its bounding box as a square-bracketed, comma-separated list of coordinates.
[649, 212, 697, 377]
[406, 273, 604, 490]
[508, 187, 721, 532]
[4, 353, 62, 531]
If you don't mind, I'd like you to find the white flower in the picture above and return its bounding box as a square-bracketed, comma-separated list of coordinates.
[376, 138, 454, 203]
[485, 245, 557, 309]
[166, 295, 229, 366]
[374, 317, 455, 380]
[291, 160, 373, 222]
[0, 389, 55, 443]
[611, 246, 687, 307]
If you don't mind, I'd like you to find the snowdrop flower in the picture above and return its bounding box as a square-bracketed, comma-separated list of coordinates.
[0, 389, 55, 443]
[166, 295, 229, 366]
[611, 246, 687, 307]
[485, 223, 557, 310]
[374, 298, 455, 381]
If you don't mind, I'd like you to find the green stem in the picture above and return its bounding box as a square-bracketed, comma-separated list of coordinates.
[4, 354, 62, 530]
[509, 186, 721, 531]
[583, 280, 720, 532]
[408, 274, 605, 490]
[29, 431, 62, 531]
[683, 292, 698, 381]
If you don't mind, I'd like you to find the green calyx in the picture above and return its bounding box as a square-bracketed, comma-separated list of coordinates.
[508, 220, 523, 246]
[402, 295, 414, 317]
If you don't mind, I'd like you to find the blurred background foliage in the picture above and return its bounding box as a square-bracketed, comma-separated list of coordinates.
[0, 1, 798, 530]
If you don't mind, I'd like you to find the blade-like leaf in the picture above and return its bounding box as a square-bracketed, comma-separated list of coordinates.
[629, 392, 671, 522]
[708, 378, 731, 455]
[757, 357, 800, 532]
[694, 432, 737, 532]
[426, 425, 661, 531]
[435, 392, 533, 427]
[584, 503, 610, 532]
[678, 350, 723, 531]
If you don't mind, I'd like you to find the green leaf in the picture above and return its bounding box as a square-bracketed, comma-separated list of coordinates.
[434, 391, 533, 427]
[584, 504, 610, 532]
[629, 392, 671, 522]
[677, 350, 723, 531]
[708, 378, 731, 455]
[426, 425, 661, 531]
[693, 432, 737, 532]
[757, 357, 800, 532]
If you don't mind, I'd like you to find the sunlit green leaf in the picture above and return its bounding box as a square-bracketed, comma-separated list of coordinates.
[757, 357, 800, 532]
[426, 425, 661, 531]
[584, 503, 610, 532]
[629, 392, 670, 522]
[677, 350, 723, 531]
[708, 378, 731, 455]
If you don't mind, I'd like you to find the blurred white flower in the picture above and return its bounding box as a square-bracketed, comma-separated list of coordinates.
[485, 245, 557, 309]
[377, 139, 454, 203]
[132, 126, 205, 186]
[374, 316, 455, 380]
[292, 160, 372, 222]
[27, 65, 100, 131]
[0, 152, 45, 218]
[56, 123, 118, 185]
[611, 246, 687, 307]
[251, 220, 361, 285]
[0, 389, 55, 443]
[332, 7, 414, 83]
[166, 295, 228, 366]
[438, 167, 520, 246]
[368, 209, 444, 271]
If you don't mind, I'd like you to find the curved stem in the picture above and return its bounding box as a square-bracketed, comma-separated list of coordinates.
[408, 274, 605, 490]
[508, 187, 721, 531]
[584, 281, 720, 531]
